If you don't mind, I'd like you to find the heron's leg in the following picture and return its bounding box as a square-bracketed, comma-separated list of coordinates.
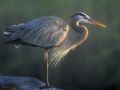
[44, 49, 49, 86]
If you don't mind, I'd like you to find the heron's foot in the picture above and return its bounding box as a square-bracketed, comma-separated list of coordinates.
[40, 85, 53, 89]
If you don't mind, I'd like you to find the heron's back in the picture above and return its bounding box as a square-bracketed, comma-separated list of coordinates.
[4, 16, 69, 48]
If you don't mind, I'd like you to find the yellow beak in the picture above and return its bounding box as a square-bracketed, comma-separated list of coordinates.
[90, 19, 107, 28]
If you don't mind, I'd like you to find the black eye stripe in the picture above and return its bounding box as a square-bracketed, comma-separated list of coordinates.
[77, 13, 86, 16]
[72, 13, 86, 17]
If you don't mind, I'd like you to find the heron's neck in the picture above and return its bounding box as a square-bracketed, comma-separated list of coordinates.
[71, 20, 89, 43]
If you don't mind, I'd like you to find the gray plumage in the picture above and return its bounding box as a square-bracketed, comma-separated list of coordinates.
[4, 12, 105, 66]
[4, 15, 88, 66]
[4, 16, 69, 48]
[4, 12, 106, 86]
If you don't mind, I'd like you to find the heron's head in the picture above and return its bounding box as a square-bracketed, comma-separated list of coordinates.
[72, 12, 106, 28]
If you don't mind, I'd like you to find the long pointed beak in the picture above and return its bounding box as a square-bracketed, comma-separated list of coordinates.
[90, 19, 107, 28]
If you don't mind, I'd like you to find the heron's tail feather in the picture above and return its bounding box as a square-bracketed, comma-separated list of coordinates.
[4, 23, 24, 42]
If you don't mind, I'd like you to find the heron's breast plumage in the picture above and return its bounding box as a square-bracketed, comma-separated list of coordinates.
[48, 24, 89, 66]
[57, 25, 69, 46]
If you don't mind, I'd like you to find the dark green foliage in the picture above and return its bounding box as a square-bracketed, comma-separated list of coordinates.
[0, 0, 120, 90]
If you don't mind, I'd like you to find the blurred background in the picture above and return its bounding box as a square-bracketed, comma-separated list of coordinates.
[0, 0, 120, 90]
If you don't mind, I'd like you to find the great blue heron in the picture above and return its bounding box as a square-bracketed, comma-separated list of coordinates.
[4, 12, 106, 86]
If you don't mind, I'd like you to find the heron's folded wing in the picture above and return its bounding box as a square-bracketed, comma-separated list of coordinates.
[20, 16, 69, 48]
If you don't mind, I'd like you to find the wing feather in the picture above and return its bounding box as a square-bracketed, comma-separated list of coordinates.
[20, 16, 69, 48]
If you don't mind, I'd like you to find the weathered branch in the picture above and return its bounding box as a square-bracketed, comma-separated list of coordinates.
[0, 76, 61, 90]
